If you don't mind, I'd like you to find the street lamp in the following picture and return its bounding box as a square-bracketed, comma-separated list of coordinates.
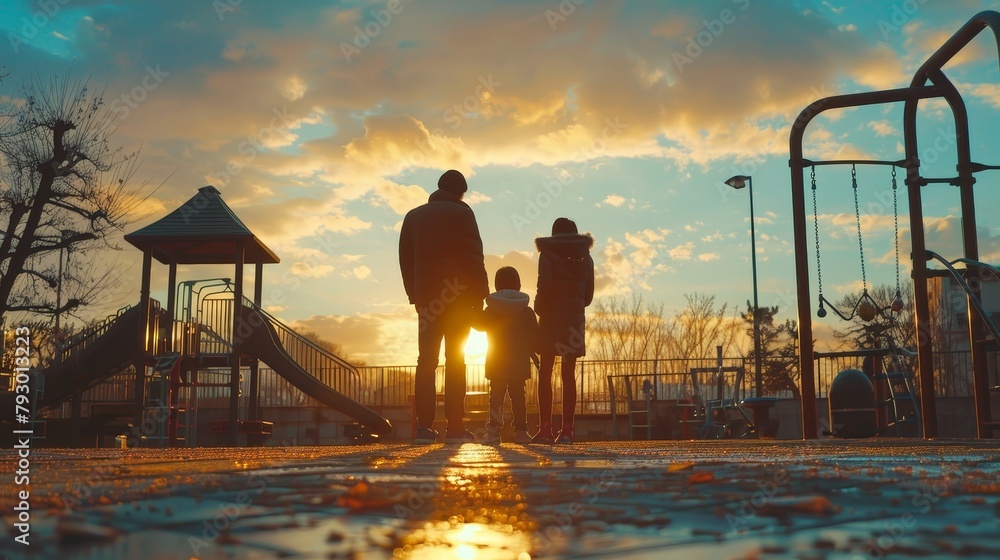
[54, 229, 74, 342]
[724, 175, 762, 396]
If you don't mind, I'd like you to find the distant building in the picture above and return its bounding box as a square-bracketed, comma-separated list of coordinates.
[928, 274, 1000, 396]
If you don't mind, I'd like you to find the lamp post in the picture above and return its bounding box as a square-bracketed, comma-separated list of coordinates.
[724, 175, 762, 396]
[54, 229, 74, 343]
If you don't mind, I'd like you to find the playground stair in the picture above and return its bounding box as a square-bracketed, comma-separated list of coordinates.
[607, 375, 654, 440]
[142, 353, 194, 447]
[877, 371, 921, 437]
[627, 378, 654, 440]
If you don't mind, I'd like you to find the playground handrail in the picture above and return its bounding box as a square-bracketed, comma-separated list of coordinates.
[58, 301, 151, 363]
[197, 322, 232, 352]
[240, 296, 360, 377]
[924, 250, 1000, 345]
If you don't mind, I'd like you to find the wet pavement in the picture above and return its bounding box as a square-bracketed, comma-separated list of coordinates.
[2, 439, 1000, 559]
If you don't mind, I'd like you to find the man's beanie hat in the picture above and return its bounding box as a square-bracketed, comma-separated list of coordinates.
[438, 169, 468, 194]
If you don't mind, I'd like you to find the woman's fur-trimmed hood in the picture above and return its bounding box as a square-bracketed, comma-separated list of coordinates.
[535, 233, 594, 253]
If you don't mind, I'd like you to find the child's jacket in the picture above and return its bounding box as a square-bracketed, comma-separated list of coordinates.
[474, 289, 538, 380]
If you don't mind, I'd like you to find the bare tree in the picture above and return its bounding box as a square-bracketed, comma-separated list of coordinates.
[589, 293, 668, 364]
[0, 74, 151, 329]
[589, 292, 741, 371]
[0, 319, 77, 370]
[296, 329, 366, 367]
[743, 302, 801, 399]
[832, 283, 916, 352]
[664, 293, 742, 368]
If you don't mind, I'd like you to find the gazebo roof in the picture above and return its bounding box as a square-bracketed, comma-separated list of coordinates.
[125, 186, 280, 265]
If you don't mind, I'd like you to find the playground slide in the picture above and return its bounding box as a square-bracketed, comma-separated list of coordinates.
[239, 305, 392, 435]
[36, 306, 144, 410]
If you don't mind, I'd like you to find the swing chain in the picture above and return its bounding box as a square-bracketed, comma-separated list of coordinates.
[891, 166, 901, 300]
[811, 166, 823, 301]
[851, 165, 868, 292]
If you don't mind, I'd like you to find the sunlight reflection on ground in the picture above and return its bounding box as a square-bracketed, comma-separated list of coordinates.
[395, 444, 534, 559]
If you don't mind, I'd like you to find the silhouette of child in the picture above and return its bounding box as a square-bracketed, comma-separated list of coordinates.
[473, 266, 538, 445]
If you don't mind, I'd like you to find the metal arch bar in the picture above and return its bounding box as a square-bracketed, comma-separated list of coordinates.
[969, 163, 1000, 172]
[906, 10, 1000, 438]
[911, 11, 1000, 88]
[801, 159, 908, 168]
[789, 84, 946, 441]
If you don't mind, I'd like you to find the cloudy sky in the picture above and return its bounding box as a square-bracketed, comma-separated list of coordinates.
[3, 0, 1000, 364]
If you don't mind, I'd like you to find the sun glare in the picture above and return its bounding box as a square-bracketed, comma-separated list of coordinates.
[464, 330, 488, 364]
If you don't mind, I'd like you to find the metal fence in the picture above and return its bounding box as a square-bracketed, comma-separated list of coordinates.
[355, 350, 995, 413]
[58, 323, 995, 420]
[357, 357, 748, 415]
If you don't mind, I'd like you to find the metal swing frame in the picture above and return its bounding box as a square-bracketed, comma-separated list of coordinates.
[790, 10, 1000, 439]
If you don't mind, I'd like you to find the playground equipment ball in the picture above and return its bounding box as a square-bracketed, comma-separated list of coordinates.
[857, 300, 877, 322]
[891, 297, 905, 313]
[817, 307, 827, 318]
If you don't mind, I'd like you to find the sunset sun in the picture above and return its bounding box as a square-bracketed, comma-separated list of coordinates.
[464, 330, 489, 364]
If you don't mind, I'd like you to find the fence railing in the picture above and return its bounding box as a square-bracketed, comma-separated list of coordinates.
[58, 317, 994, 419]
[354, 350, 995, 412]
[356, 358, 750, 415]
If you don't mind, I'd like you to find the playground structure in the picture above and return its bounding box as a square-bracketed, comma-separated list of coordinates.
[7, 186, 391, 447]
[791, 11, 1000, 439]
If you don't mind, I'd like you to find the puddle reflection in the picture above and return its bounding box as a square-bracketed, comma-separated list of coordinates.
[395, 444, 534, 559]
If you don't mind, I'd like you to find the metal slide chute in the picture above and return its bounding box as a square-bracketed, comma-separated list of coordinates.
[238, 303, 392, 435]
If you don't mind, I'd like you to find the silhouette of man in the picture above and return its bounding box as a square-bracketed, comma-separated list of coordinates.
[399, 169, 488, 443]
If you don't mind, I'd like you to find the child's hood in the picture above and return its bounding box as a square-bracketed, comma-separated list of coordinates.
[486, 289, 530, 313]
